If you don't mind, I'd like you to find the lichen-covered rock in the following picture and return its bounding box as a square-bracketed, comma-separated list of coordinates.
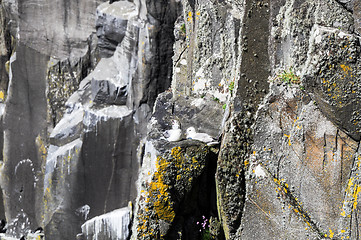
[131, 92, 224, 239]
[172, 0, 243, 103]
[216, 110, 253, 240]
[270, 0, 361, 141]
[238, 83, 359, 239]
[303, 28, 361, 141]
[0, 0, 181, 238]
[214, 0, 270, 239]
[134, 144, 214, 239]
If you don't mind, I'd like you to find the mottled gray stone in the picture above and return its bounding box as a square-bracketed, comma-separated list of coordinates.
[91, 57, 127, 105]
[96, 1, 137, 57]
[43, 139, 83, 240]
[240, 83, 359, 239]
[269, 0, 361, 141]
[49, 109, 84, 146]
[2, 0, 107, 59]
[3, 43, 49, 231]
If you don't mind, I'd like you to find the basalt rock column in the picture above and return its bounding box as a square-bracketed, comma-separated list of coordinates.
[1, 0, 106, 235]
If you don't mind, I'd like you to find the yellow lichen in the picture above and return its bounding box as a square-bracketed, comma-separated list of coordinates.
[136, 146, 208, 238]
[340, 64, 351, 75]
[329, 229, 334, 238]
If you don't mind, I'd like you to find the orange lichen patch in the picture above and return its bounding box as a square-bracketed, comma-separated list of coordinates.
[136, 156, 175, 238]
[284, 134, 292, 146]
[136, 146, 209, 239]
[244, 159, 249, 167]
[149, 156, 174, 222]
[329, 229, 334, 238]
[0, 91, 4, 101]
[347, 178, 361, 211]
[341, 164, 361, 220]
[273, 177, 320, 232]
[187, 11, 193, 22]
[172, 146, 183, 164]
[340, 64, 351, 75]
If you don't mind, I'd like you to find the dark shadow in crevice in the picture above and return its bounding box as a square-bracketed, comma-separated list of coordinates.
[165, 150, 225, 240]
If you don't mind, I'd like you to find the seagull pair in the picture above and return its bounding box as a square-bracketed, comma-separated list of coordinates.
[164, 120, 216, 144]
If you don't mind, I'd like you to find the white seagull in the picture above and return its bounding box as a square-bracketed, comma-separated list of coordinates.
[186, 127, 217, 144]
[164, 119, 182, 142]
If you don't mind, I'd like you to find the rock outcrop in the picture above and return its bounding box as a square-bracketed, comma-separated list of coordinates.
[81, 206, 131, 240]
[0, 0, 180, 239]
[2, 0, 361, 239]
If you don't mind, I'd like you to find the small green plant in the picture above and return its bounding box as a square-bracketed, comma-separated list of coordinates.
[213, 97, 220, 103]
[228, 81, 235, 95]
[276, 67, 300, 85]
[180, 24, 186, 34]
[222, 104, 227, 110]
[201, 229, 211, 240]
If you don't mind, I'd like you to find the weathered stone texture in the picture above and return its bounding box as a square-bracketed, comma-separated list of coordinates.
[81, 207, 131, 240]
[0, 0, 180, 239]
[3, 43, 49, 232]
[41, 0, 182, 239]
[131, 92, 223, 240]
[239, 83, 359, 239]
[173, 0, 244, 103]
[96, 1, 137, 57]
[4, 0, 361, 239]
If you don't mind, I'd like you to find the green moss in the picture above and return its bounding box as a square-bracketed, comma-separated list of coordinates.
[213, 97, 220, 103]
[180, 24, 186, 34]
[228, 81, 235, 95]
[276, 67, 300, 85]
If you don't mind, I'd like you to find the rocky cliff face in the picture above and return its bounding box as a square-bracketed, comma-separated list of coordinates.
[1, 0, 361, 239]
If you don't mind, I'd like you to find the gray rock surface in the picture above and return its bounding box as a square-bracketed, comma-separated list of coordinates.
[3, 43, 49, 232]
[4, 0, 361, 240]
[0, 0, 180, 239]
[2, 0, 106, 59]
[42, 0, 181, 239]
[91, 57, 128, 105]
[238, 83, 357, 239]
[131, 92, 224, 239]
[81, 207, 130, 240]
[96, 1, 137, 57]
